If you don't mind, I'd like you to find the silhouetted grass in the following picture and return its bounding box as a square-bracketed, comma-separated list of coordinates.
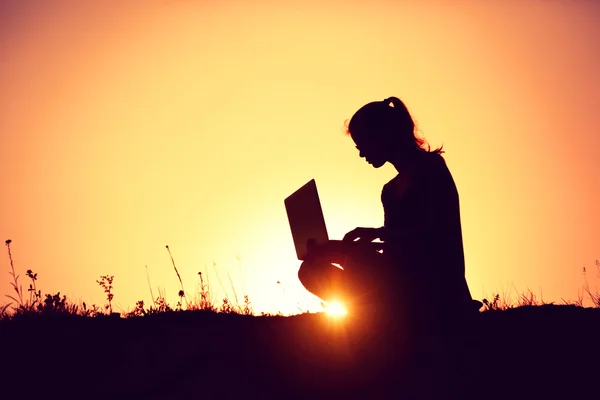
[583, 260, 600, 307]
[2, 237, 599, 320]
[1, 239, 256, 321]
[479, 260, 600, 311]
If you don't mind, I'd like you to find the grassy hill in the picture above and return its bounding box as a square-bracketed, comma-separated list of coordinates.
[3, 242, 598, 399]
[1, 304, 599, 399]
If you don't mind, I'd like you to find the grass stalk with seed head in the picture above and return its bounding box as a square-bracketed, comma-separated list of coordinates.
[166, 245, 186, 309]
[5, 239, 24, 308]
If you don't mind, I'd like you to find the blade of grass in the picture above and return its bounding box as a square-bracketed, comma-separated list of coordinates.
[235, 254, 246, 296]
[211, 261, 230, 308]
[166, 245, 187, 308]
[227, 271, 240, 312]
[145, 265, 155, 306]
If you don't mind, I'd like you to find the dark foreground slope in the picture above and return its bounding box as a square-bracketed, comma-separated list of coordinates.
[1, 305, 598, 399]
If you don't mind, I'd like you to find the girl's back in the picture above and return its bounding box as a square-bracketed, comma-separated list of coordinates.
[381, 152, 473, 330]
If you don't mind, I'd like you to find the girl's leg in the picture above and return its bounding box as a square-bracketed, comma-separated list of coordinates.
[298, 243, 389, 307]
[298, 259, 347, 304]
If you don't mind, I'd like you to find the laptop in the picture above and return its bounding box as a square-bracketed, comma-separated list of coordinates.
[285, 179, 384, 261]
[284, 179, 330, 260]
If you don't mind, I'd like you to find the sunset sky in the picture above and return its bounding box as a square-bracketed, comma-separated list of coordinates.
[1, 0, 599, 315]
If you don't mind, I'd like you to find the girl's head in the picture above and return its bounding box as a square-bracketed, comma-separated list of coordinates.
[346, 97, 442, 168]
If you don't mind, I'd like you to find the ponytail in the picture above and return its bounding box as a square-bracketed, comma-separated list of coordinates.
[383, 96, 444, 155]
[383, 97, 403, 109]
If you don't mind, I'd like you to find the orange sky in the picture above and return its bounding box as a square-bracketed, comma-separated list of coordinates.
[1, 0, 599, 315]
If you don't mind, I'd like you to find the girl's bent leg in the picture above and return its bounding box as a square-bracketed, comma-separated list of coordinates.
[298, 260, 347, 304]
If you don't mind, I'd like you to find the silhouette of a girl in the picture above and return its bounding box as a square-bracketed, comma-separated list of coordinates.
[298, 97, 478, 334]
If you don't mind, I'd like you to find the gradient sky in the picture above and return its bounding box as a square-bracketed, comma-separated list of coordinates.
[1, 0, 599, 315]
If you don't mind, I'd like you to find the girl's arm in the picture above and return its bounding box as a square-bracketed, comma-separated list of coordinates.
[377, 225, 430, 242]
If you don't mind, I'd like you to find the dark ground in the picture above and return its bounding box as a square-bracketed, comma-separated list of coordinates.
[1, 305, 599, 399]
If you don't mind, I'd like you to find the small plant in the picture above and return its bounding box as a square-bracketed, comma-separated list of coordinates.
[0, 303, 10, 320]
[26, 269, 41, 307]
[241, 294, 253, 316]
[80, 302, 101, 318]
[482, 294, 501, 311]
[40, 292, 69, 314]
[566, 290, 585, 307]
[96, 275, 114, 314]
[125, 300, 147, 318]
[193, 271, 215, 311]
[582, 260, 600, 307]
[517, 289, 539, 307]
[220, 297, 233, 314]
[151, 296, 172, 314]
[177, 290, 185, 311]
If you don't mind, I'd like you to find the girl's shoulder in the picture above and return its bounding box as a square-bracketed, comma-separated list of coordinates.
[381, 152, 447, 199]
[421, 150, 446, 166]
[418, 151, 448, 177]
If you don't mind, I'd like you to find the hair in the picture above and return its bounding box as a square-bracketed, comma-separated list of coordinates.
[345, 97, 444, 155]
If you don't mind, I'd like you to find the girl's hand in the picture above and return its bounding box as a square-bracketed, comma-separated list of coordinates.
[304, 239, 347, 263]
[342, 227, 385, 244]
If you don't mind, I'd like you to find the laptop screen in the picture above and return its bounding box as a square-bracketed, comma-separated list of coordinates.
[284, 179, 329, 260]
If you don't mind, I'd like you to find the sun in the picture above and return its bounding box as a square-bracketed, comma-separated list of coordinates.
[325, 300, 347, 317]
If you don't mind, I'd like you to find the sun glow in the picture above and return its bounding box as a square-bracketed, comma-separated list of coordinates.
[325, 301, 348, 317]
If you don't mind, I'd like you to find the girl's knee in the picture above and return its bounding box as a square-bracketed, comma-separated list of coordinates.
[297, 261, 314, 288]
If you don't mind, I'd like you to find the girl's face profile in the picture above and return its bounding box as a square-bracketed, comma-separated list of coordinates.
[348, 99, 421, 171]
[353, 132, 388, 168]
